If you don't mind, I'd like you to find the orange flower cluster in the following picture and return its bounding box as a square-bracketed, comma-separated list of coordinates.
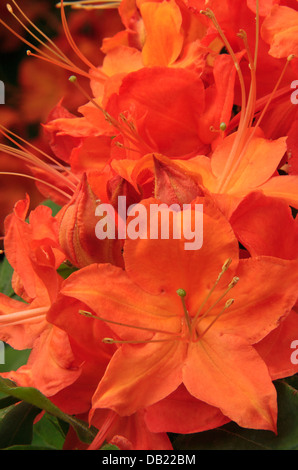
[0, 0, 298, 450]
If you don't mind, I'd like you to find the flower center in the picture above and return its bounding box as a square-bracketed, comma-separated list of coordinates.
[79, 258, 239, 346]
[176, 258, 239, 343]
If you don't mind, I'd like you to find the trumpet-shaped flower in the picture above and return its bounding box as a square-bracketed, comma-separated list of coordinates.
[48, 198, 298, 432]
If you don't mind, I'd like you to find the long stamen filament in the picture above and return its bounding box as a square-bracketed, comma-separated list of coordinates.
[56, 0, 120, 9]
[195, 298, 234, 341]
[0, 144, 74, 190]
[191, 258, 232, 327]
[102, 337, 179, 344]
[200, 9, 247, 129]
[219, 55, 294, 193]
[0, 139, 77, 193]
[254, 0, 259, 70]
[59, 0, 100, 72]
[0, 124, 79, 187]
[69, 76, 152, 152]
[250, 55, 295, 138]
[0, 172, 72, 200]
[7, 3, 68, 64]
[215, 29, 258, 194]
[191, 276, 239, 332]
[176, 288, 191, 334]
[201, 10, 251, 193]
[79, 310, 178, 336]
[0, 2, 97, 79]
[11, 1, 69, 63]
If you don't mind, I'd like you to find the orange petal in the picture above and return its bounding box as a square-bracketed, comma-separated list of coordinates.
[91, 338, 186, 416]
[59, 263, 181, 341]
[102, 45, 143, 77]
[141, 0, 184, 66]
[144, 384, 229, 434]
[183, 333, 277, 431]
[211, 131, 287, 194]
[254, 310, 298, 380]
[0, 295, 46, 349]
[230, 191, 298, 259]
[2, 326, 81, 397]
[261, 5, 298, 58]
[210, 257, 298, 344]
[124, 197, 239, 314]
[258, 175, 298, 209]
[106, 67, 206, 158]
[91, 409, 172, 450]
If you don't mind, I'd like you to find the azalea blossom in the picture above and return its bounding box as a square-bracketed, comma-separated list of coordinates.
[0, 0, 298, 452]
[47, 199, 298, 432]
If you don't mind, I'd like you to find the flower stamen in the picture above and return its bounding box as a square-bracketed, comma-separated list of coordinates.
[191, 258, 232, 327]
[102, 337, 179, 344]
[0, 172, 72, 200]
[56, 0, 121, 10]
[69, 75, 152, 153]
[191, 275, 239, 333]
[176, 288, 192, 334]
[0, 1, 102, 79]
[195, 298, 234, 341]
[79, 310, 179, 337]
[0, 124, 79, 189]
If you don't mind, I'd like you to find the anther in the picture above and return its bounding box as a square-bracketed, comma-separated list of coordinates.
[102, 338, 115, 344]
[228, 276, 239, 288]
[192, 267, 238, 330]
[68, 75, 77, 83]
[200, 9, 214, 19]
[216, 257, 232, 283]
[210, 122, 227, 133]
[237, 29, 247, 41]
[79, 309, 96, 318]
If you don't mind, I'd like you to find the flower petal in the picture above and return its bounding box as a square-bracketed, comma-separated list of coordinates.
[183, 333, 277, 431]
[144, 384, 229, 434]
[91, 338, 186, 416]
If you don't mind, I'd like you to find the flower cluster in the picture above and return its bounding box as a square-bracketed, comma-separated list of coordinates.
[0, 0, 298, 450]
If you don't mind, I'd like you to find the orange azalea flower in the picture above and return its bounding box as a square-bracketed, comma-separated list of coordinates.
[48, 198, 298, 432]
[0, 197, 83, 396]
[44, 288, 173, 450]
[48, 271, 228, 439]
